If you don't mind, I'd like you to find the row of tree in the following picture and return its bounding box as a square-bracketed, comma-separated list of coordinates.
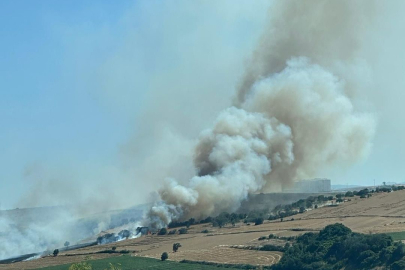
[271, 223, 405, 270]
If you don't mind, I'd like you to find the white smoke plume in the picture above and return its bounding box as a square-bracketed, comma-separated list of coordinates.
[147, 0, 377, 227]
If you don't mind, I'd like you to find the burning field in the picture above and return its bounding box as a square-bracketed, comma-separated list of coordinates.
[2, 189, 405, 269]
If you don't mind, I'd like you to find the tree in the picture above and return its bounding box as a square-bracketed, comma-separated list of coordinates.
[53, 249, 59, 256]
[158, 228, 167, 235]
[391, 259, 405, 270]
[112, 246, 117, 251]
[255, 217, 264, 225]
[64, 241, 70, 247]
[68, 262, 92, 270]
[345, 191, 354, 197]
[317, 195, 325, 202]
[173, 243, 182, 252]
[299, 206, 306, 213]
[179, 228, 188, 234]
[161, 252, 168, 261]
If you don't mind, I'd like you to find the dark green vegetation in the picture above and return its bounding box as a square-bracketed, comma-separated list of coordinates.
[272, 223, 405, 270]
[35, 256, 238, 270]
[173, 242, 181, 252]
[161, 252, 168, 261]
[157, 228, 167, 235]
[385, 231, 405, 241]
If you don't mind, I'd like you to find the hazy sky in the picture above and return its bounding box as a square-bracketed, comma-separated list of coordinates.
[0, 0, 270, 210]
[1, 1, 405, 210]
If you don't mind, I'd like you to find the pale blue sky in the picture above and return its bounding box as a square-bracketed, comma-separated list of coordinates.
[0, 1, 138, 209]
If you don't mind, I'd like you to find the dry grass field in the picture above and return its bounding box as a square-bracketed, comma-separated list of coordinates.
[2, 190, 405, 269]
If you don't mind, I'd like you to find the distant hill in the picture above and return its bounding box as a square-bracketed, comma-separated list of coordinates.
[331, 184, 362, 190]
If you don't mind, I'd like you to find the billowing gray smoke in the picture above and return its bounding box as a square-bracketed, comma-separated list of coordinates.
[147, 0, 376, 228]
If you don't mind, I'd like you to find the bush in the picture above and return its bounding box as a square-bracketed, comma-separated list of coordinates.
[201, 229, 209, 233]
[173, 243, 181, 252]
[255, 217, 264, 225]
[168, 229, 177, 235]
[391, 259, 405, 270]
[68, 262, 92, 270]
[53, 249, 59, 256]
[158, 228, 167, 235]
[161, 252, 168, 261]
[111, 246, 116, 251]
[345, 191, 354, 197]
[64, 241, 70, 247]
[260, 244, 285, 252]
[271, 223, 405, 270]
[258, 236, 267, 241]
[179, 228, 188, 234]
[118, 230, 131, 239]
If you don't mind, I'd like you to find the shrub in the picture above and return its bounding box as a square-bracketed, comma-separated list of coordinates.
[161, 252, 168, 261]
[260, 244, 284, 252]
[53, 249, 59, 256]
[179, 228, 188, 234]
[391, 259, 405, 270]
[158, 228, 167, 235]
[68, 262, 92, 270]
[336, 193, 344, 199]
[118, 230, 131, 239]
[271, 223, 405, 270]
[255, 217, 264, 225]
[258, 236, 267, 240]
[345, 191, 354, 197]
[111, 246, 116, 251]
[173, 243, 182, 252]
[168, 229, 177, 235]
[64, 241, 70, 247]
[201, 229, 209, 233]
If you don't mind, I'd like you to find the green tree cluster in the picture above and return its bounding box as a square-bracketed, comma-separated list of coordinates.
[272, 223, 405, 270]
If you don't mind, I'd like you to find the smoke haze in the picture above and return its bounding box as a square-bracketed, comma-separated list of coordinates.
[147, 0, 379, 227]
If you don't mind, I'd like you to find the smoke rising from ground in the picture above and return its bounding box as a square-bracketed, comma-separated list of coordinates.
[147, 0, 377, 227]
